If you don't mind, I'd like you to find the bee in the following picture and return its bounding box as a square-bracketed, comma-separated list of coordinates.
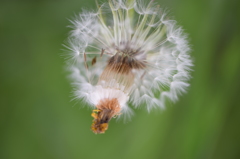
[90, 98, 121, 134]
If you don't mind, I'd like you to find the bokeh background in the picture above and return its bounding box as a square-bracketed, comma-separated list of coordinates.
[1, 0, 240, 159]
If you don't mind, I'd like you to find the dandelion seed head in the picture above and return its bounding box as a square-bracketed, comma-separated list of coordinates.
[65, 0, 193, 134]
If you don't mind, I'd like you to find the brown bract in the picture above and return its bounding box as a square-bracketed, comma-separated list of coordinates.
[98, 53, 146, 93]
[108, 53, 146, 74]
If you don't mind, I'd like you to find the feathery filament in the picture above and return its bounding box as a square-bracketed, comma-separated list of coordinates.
[65, 0, 193, 134]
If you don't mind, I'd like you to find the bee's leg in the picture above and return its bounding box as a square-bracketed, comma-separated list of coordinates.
[91, 112, 98, 119]
[91, 109, 101, 119]
[93, 109, 101, 113]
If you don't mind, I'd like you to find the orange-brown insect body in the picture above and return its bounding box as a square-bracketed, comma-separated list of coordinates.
[91, 98, 121, 134]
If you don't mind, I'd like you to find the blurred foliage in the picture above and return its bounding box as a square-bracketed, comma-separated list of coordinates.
[0, 0, 240, 159]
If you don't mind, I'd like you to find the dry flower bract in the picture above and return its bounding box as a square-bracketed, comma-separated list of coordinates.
[65, 0, 193, 134]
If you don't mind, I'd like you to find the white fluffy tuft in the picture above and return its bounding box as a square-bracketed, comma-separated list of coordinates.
[65, 0, 193, 117]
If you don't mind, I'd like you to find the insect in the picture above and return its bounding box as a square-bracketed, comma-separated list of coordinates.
[65, 0, 192, 134]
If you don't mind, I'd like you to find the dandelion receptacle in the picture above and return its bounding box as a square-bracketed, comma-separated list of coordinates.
[65, 0, 193, 134]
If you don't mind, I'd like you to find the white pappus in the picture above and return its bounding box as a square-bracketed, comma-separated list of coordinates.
[65, 0, 193, 134]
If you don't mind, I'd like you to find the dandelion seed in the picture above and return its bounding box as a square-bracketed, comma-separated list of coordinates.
[65, 0, 193, 134]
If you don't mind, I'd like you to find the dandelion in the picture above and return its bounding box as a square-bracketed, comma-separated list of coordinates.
[65, 0, 193, 134]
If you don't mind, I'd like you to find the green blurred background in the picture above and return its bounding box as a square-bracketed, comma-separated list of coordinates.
[1, 0, 240, 159]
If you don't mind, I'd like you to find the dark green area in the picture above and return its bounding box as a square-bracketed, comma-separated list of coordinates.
[1, 0, 240, 159]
